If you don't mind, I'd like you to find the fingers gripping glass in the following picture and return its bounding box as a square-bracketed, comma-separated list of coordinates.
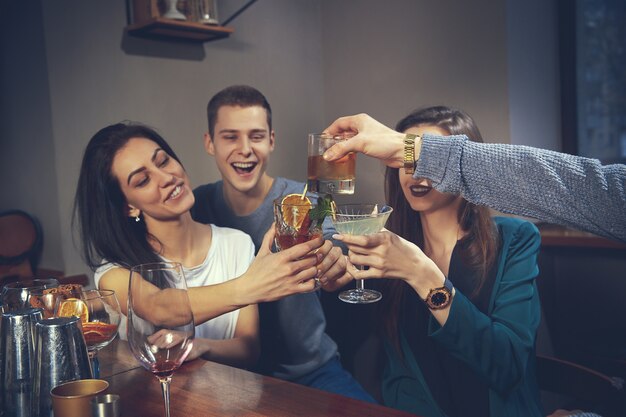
[307, 133, 356, 195]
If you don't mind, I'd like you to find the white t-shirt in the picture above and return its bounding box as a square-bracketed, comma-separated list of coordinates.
[94, 224, 255, 341]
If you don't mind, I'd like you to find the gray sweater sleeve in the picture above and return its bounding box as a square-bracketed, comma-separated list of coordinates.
[415, 134, 626, 242]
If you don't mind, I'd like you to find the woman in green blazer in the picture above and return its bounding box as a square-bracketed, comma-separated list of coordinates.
[333, 106, 543, 417]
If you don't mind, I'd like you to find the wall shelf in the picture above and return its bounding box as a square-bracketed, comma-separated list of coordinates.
[126, 18, 234, 43]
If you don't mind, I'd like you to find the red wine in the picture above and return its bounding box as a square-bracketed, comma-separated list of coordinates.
[150, 359, 183, 378]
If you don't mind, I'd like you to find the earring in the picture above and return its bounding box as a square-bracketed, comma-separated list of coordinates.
[135, 215, 141, 223]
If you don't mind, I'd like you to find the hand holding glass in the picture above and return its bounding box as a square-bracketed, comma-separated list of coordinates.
[307, 133, 356, 195]
[332, 204, 393, 304]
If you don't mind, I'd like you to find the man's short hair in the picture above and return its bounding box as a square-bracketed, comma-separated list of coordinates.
[207, 85, 272, 137]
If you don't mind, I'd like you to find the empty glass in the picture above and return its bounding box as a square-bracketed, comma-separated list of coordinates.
[1, 278, 58, 312]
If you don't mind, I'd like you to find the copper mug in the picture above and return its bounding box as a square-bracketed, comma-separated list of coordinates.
[51, 379, 109, 417]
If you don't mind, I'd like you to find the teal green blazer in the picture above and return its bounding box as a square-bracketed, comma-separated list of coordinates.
[382, 217, 543, 417]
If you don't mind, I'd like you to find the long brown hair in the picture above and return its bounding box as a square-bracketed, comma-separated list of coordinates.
[379, 106, 499, 349]
[73, 122, 184, 270]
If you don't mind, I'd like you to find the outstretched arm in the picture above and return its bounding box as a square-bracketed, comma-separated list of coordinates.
[98, 227, 323, 326]
[418, 135, 626, 242]
[323, 113, 626, 242]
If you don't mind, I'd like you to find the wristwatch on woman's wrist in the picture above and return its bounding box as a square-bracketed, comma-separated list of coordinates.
[423, 278, 454, 310]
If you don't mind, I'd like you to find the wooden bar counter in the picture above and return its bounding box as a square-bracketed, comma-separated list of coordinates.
[98, 339, 416, 417]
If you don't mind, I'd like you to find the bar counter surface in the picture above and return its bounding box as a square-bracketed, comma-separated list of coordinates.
[99, 339, 417, 417]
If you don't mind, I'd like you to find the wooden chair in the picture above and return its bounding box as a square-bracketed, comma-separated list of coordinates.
[0, 209, 89, 288]
[0, 209, 43, 283]
[537, 354, 624, 417]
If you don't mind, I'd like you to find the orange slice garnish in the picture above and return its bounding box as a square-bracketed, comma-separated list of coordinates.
[281, 194, 312, 230]
[82, 322, 116, 337]
[57, 298, 89, 323]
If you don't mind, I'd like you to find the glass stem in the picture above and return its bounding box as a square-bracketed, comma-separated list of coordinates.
[159, 376, 173, 417]
[89, 353, 100, 378]
[355, 265, 365, 291]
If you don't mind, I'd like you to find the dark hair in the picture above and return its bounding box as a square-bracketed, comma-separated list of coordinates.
[72, 122, 184, 270]
[206, 85, 272, 138]
[380, 106, 499, 347]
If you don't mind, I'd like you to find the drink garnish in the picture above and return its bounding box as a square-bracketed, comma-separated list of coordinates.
[308, 194, 336, 228]
[82, 322, 118, 345]
[57, 298, 89, 323]
[281, 193, 312, 230]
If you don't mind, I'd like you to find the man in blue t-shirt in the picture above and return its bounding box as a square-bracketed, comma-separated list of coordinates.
[191, 85, 374, 402]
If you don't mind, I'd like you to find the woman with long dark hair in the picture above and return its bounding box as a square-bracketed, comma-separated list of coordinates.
[334, 106, 543, 417]
[74, 122, 326, 368]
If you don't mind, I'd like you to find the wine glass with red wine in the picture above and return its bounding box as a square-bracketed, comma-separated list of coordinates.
[127, 262, 195, 417]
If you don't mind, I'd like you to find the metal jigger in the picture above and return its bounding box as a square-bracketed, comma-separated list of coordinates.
[0, 308, 43, 417]
[32, 317, 92, 417]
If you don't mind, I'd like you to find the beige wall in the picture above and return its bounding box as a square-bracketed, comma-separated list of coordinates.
[320, 0, 511, 205]
[0, 0, 560, 281]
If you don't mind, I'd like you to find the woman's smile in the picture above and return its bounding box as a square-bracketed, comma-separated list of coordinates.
[409, 184, 432, 197]
[165, 184, 184, 202]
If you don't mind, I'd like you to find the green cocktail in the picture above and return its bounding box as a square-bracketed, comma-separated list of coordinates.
[331, 204, 393, 304]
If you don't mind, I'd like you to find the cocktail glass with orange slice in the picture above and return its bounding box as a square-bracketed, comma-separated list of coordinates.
[273, 194, 324, 251]
[273, 193, 328, 290]
[56, 289, 121, 377]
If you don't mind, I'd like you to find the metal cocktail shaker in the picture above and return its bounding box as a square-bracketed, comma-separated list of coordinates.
[0, 308, 43, 417]
[32, 317, 92, 417]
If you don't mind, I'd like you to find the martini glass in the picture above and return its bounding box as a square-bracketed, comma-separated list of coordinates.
[332, 203, 393, 304]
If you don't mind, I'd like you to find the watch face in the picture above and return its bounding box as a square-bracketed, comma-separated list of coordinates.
[431, 291, 448, 306]
[425, 279, 453, 310]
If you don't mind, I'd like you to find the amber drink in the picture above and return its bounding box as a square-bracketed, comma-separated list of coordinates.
[307, 133, 355, 194]
[273, 195, 323, 251]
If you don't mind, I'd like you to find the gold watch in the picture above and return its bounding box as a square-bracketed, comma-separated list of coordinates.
[403, 133, 419, 174]
[424, 278, 454, 310]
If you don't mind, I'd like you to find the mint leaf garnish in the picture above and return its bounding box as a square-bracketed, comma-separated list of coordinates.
[309, 194, 335, 228]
